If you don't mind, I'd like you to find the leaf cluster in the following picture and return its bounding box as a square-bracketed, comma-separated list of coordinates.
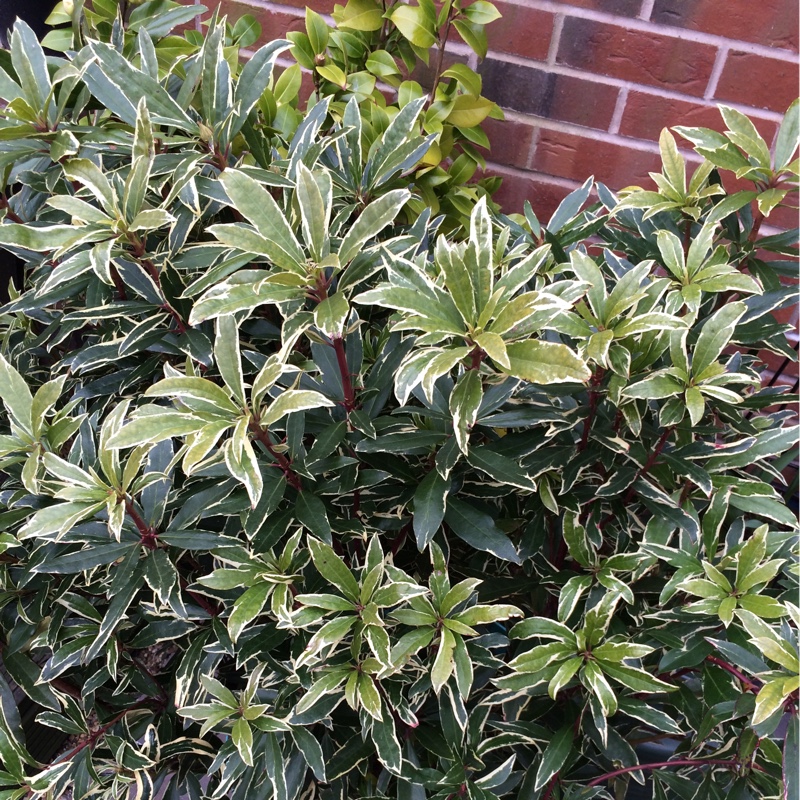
[0, 9, 797, 800]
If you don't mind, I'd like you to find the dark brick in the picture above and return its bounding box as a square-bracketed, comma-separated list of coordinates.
[481, 116, 537, 169]
[479, 59, 619, 129]
[487, 3, 555, 61]
[215, 1, 305, 42]
[620, 91, 778, 143]
[563, 0, 642, 15]
[651, 0, 799, 51]
[557, 16, 718, 95]
[714, 50, 800, 113]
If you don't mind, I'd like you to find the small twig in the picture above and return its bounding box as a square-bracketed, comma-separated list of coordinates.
[426, 7, 456, 110]
[622, 426, 673, 504]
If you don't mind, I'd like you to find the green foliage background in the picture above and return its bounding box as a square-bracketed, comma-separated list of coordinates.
[0, 3, 797, 799]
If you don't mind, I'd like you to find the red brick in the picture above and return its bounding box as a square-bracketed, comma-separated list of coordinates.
[557, 17, 718, 96]
[217, 1, 305, 42]
[620, 91, 778, 143]
[486, 3, 554, 61]
[651, 0, 799, 51]
[532, 129, 663, 189]
[481, 116, 536, 169]
[714, 50, 800, 114]
[266, 0, 337, 13]
[484, 165, 579, 221]
[479, 59, 619, 129]
[718, 172, 799, 231]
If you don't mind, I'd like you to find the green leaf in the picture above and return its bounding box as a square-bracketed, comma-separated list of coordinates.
[446, 94, 494, 128]
[0, 353, 32, 434]
[617, 697, 683, 735]
[314, 293, 349, 339]
[190, 269, 302, 323]
[232, 717, 254, 767]
[720, 105, 772, 168]
[444, 497, 521, 564]
[338, 0, 384, 31]
[466, 447, 535, 491]
[260, 389, 335, 427]
[583, 661, 617, 717]
[563, 512, 593, 568]
[449, 369, 482, 454]
[658, 129, 686, 194]
[308, 537, 360, 601]
[413, 469, 449, 550]
[10, 20, 50, 112]
[229, 582, 272, 643]
[692, 301, 746, 379]
[389, 4, 437, 48]
[82, 40, 196, 130]
[214, 316, 246, 408]
[219, 170, 306, 273]
[774, 97, 799, 170]
[502, 340, 590, 384]
[145, 376, 240, 417]
[0, 223, 102, 252]
[338, 189, 410, 265]
[431, 628, 457, 693]
[305, 7, 329, 54]
[372, 712, 402, 773]
[85, 566, 144, 662]
[535, 725, 573, 791]
[296, 162, 331, 261]
[598, 662, 676, 693]
[108, 410, 209, 448]
[753, 677, 794, 726]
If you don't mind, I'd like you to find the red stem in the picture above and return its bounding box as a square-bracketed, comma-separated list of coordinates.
[468, 345, 485, 371]
[682, 217, 692, 257]
[178, 575, 220, 617]
[54, 709, 131, 764]
[249, 423, 303, 490]
[587, 758, 763, 787]
[125, 500, 158, 550]
[0, 195, 23, 224]
[127, 234, 187, 333]
[706, 655, 761, 693]
[747, 210, 765, 243]
[578, 368, 605, 452]
[333, 336, 357, 412]
[622, 426, 673, 504]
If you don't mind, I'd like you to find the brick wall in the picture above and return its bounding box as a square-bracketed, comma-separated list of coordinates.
[184, 0, 799, 389]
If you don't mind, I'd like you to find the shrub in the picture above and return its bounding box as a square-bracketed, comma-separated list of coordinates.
[0, 7, 798, 800]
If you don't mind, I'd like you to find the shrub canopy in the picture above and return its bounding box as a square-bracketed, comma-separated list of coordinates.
[0, 5, 797, 800]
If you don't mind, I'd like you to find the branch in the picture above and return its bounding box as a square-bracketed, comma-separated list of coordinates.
[587, 758, 763, 787]
[706, 655, 761, 693]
